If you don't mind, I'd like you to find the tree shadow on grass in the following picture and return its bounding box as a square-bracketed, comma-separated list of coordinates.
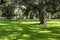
[0, 25, 51, 40]
[0, 22, 60, 40]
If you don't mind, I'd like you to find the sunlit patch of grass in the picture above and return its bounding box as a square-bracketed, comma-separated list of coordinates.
[22, 34, 30, 38]
[20, 21, 60, 27]
[17, 39, 25, 40]
[10, 22, 19, 24]
[4, 29, 12, 31]
[0, 23, 8, 25]
[47, 22, 60, 23]
[52, 33, 60, 36]
[0, 37, 9, 40]
[29, 27, 40, 30]
[14, 27, 23, 31]
[7, 33, 20, 40]
[38, 38, 56, 40]
[47, 38, 57, 40]
[29, 29, 51, 33]
[29, 30, 37, 32]
[37, 31, 51, 33]
[47, 24, 60, 27]
[0, 26, 12, 31]
[21, 22, 39, 24]
[47, 21, 60, 26]
[16, 28, 23, 31]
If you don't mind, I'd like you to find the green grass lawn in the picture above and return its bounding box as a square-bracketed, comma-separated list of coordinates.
[0, 19, 60, 40]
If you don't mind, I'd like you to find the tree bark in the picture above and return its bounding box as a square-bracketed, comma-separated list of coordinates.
[39, 0, 46, 25]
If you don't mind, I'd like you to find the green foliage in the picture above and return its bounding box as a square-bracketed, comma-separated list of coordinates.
[0, 0, 60, 20]
[46, 0, 60, 13]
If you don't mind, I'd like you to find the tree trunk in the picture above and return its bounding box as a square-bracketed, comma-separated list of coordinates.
[58, 13, 60, 19]
[28, 10, 33, 19]
[48, 13, 51, 20]
[39, 0, 46, 25]
[0, 0, 3, 4]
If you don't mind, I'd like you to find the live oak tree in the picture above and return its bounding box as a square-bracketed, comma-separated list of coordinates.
[0, 0, 60, 25]
[22, 0, 46, 25]
[0, 0, 16, 20]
